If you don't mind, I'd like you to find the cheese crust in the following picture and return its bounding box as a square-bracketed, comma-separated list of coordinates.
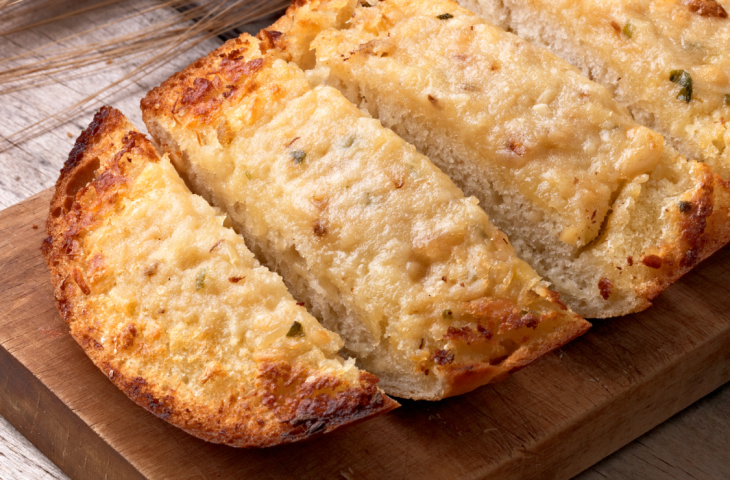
[142, 35, 589, 399]
[43, 107, 396, 447]
[464, 0, 730, 179]
[314, 0, 666, 250]
[269, 0, 730, 316]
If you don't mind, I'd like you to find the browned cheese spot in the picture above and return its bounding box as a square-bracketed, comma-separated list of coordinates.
[144, 262, 159, 277]
[117, 324, 137, 350]
[499, 312, 540, 333]
[509, 139, 526, 156]
[683, 0, 728, 18]
[444, 325, 493, 344]
[313, 219, 328, 237]
[642, 254, 663, 269]
[432, 349, 455, 365]
[546, 290, 568, 310]
[477, 324, 493, 340]
[181, 78, 213, 106]
[598, 277, 613, 300]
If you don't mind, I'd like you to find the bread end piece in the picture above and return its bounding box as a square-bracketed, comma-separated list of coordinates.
[439, 311, 590, 398]
[43, 106, 397, 447]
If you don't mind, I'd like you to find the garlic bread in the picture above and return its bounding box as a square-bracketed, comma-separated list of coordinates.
[462, 0, 730, 179]
[272, 0, 730, 317]
[141, 35, 589, 400]
[42, 106, 397, 447]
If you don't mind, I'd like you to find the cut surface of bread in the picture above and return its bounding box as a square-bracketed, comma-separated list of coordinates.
[461, 0, 730, 179]
[42, 106, 397, 447]
[141, 35, 590, 400]
[276, 0, 730, 317]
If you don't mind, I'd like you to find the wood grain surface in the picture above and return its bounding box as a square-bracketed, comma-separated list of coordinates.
[0, 2, 222, 478]
[1, 1, 729, 479]
[1, 189, 729, 480]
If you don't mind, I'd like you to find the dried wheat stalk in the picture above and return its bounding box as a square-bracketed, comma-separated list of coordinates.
[0, 0, 288, 152]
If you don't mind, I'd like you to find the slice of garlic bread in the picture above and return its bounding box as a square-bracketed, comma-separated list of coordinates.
[141, 35, 589, 400]
[42, 106, 397, 446]
[287, 0, 730, 317]
[462, 0, 730, 180]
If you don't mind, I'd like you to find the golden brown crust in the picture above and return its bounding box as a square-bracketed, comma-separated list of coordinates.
[141, 36, 268, 129]
[501, 314, 591, 370]
[441, 311, 590, 397]
[439, 306, 589, 398]
[43, 107, 397, 448]
[101, 361, 394, 447]
[636, 162, 730, 303]
[257, 0, 355, 68]
[257, 3, 297, 60]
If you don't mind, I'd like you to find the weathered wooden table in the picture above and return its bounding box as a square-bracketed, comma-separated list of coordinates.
[1, 1, 729, 479]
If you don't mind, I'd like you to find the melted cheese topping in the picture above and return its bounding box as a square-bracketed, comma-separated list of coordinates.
[83, 157, 353, 399]
[312, 0, 665, 247]
[479, 0, 730, 176]
[166, 57, 580, 372]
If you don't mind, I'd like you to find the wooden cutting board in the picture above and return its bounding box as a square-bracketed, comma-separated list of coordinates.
[1, 189, 729, 480]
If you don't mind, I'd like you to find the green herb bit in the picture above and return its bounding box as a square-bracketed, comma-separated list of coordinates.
[437, 13, 453, 20]
[442, 309, 453, 319]
[360, 1, 373, 6]
[244, 170, 252, 180]
[669, 70, 692, 103]
[622, 22, 634, 39]
[342, 135, 356, 148]
[195, 268, 206, 290]
[286, 321, 304, 337]
[291, 150, 307, 164]
[678, 201, 692, 213]
[725, 94, 730, 106]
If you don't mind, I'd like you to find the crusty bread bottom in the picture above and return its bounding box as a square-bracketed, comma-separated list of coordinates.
[322, 73, 724, 318]
[146, 117, 448, 399]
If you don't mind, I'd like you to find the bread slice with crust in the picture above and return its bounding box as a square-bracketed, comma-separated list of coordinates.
[266, 0, 730, 317]
[460, 0, 730, 180]
[141, 34, 589, 400]
[42, 106, 397, 447]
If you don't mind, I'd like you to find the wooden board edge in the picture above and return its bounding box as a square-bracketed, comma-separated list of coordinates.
[0, 344, 146, 480]
[503, 323, 730, 480]
[1, 188, 730, 479]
